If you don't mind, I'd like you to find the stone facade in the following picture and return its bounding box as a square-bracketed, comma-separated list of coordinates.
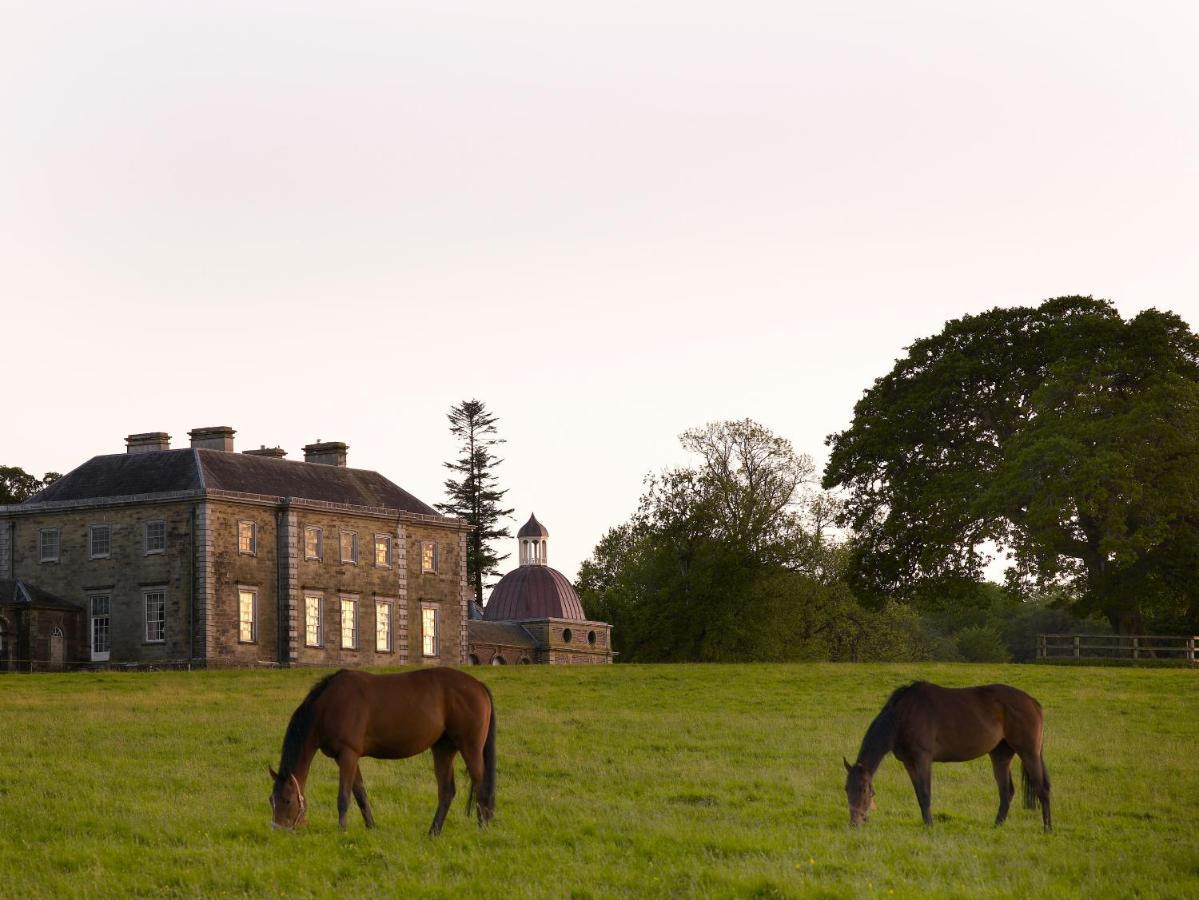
[0, 434, 470, 669]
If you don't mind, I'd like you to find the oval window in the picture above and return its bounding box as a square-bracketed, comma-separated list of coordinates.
[588, 630, 597, 645]
[562, 628, 573, 643]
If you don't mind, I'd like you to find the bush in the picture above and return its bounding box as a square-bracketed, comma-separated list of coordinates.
[955, 625, 1011, 662]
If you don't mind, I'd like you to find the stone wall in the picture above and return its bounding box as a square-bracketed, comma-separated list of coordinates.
[522, 618, 614, 664]
[208, 500, 280, 665]
[406, 523, 469, 665]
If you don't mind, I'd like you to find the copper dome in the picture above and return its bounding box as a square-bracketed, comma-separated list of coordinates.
[483, 565, 586, 621]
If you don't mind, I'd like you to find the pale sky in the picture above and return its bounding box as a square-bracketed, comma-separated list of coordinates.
[2, 1, 1197, 586]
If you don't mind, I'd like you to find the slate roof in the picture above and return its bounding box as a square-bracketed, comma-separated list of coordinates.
[0, 580, 81, 610]
[483, 565, 587, 622]
[25, 449, 439, 516]
[466, 620, 538, 648]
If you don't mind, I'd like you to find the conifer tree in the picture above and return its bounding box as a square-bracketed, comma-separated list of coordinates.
[436, 400, 515, 604]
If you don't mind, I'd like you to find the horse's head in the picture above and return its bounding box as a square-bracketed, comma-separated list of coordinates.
[843, 757, 876, 826]
[268, 766, 307, 831]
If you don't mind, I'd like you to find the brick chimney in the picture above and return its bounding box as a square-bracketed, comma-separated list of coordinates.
[303, 441, 348, 467]
[126, 432, 171, 454]
[243, 446, 287, 459]
[189, 426, 236, 452]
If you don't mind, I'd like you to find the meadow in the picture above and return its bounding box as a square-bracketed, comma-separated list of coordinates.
[0, 663, 1196, 899]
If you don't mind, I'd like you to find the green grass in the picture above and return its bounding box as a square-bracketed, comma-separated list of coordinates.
[1, 663, 1197, 898]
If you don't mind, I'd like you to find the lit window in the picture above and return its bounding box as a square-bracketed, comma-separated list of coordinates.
[304, 526, 322, 560]
[239, 588, 257, 642]
[340, 531, 359, 565]
[374, 534, 392, 568]
[341, 597, 358, 649]
[305, 594, 323, 647]
[89, 525, 111, 559]
[376, 601, 391, 652]
[421, 541, 438, 574]
[238, 521, 256, 555]
[145, 521, 166, 554]
[144, 590, 166, 642]
[422, 604, 439, 657]
[39, 529, 60, 562]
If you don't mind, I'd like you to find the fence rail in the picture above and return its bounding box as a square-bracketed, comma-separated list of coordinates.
[1037, 633, 1199, 664]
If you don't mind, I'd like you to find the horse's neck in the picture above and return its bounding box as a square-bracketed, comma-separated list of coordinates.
[288, 735, 318, 787]
[856, 706, 897, 773]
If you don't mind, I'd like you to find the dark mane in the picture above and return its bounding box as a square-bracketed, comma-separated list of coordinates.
[856, 682, 920, 770]
[275, 671, 344, 788]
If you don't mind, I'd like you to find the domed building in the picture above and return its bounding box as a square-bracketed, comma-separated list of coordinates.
[466, 514, 613, 665]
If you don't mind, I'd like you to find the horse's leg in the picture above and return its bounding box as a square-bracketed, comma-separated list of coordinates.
[352, 763, 376, 829]
[336, 750, 360, 831]
[459, 737, 488, 827]
[428, 740, 457, 837]
[903, 757, 934, 825]
[1019, 750, 1052, 832]
[990, 742, 1016, 826]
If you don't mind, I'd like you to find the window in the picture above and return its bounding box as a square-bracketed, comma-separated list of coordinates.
[145, 521, 166, 554]
[422, 604, 440, 657]
[238, 588, 257, 643]
[374, 534, 392, 568]
[304, 526, 323, 561]
[39, 529, 60, 563]
[376, 601, 392, 652]
[304, 594, 323, 647]
[421, 541, 438, 574]
[89, 525, 111, 559]
[90, 594, 111, 660]
[340, 531, 359, 565]
[144, 590, 166, 642]
[341, 597, 358, 649]
[238, 521, 256, 555]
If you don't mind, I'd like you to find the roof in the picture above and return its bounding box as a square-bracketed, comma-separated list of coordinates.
[517, 513, 549, 538]
[483, 565, 586, 621]
[25, 449, 440, 516]
[466, 620, 538, 648]
[0, 580, 81, 610]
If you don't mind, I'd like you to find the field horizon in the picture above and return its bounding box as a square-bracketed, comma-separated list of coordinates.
[1, 662, 1197, 898]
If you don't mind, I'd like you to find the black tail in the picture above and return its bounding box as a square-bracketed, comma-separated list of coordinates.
[466, 685, 498, 822]
[1021, 755, 1048, 810]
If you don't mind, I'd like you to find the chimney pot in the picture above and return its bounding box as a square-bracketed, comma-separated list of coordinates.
[242, 446, 288, 459]
[303, 441, 348, 467]
[189, 426, 236, 452]
[126, 432, 171, 454]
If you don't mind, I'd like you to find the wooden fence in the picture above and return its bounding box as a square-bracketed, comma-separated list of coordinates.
[1037, 634, 1199, 664]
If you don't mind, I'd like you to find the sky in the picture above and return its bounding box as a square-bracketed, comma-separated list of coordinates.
[2, 1, 1197, 586]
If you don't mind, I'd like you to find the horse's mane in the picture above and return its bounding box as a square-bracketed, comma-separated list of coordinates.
[275, 670, 344, 785]
[857, 682, 922, 770]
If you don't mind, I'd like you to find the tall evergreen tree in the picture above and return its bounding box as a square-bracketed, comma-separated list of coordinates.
[436, 400, 515, 604]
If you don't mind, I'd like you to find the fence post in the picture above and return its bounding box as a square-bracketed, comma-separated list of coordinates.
[1132, 636, 1139, 661]
[1189, 637, 1196, 665]
[1073, 635, 1079, 659]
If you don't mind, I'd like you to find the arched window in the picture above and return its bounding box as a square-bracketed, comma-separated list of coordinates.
[491, 654, 506, 665]
[468, 654, 480, 666]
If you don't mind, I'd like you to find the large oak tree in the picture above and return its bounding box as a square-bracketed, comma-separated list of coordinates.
[823, 296, 1199, 633]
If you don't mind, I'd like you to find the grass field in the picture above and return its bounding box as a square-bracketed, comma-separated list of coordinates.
[1, 663, 1197, 898]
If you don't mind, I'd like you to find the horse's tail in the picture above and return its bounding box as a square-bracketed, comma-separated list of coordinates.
[466, 684, 498, 821]
[1021, 753, 1048, 810]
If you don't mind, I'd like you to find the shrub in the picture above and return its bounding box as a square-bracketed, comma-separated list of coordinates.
[955, 625, 1011, 662]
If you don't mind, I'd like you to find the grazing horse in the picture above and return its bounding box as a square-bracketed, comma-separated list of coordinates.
[268, 668, 496, 835]
[843, 681, 1051, 831]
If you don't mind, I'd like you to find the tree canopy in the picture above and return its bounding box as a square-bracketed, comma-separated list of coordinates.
[823, 296, 1199, 633]
[435, 400, 514, 604]
[0, 466, 61, 505]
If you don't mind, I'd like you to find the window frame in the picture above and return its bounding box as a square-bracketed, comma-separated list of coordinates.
[340, 595, 359, 650]
[238, 520, 257, 556]
[421, 541, 438, 574]
[144, 520, 167, 555]
[421, 602, 440, 658]
[238, 586, 258, 644]
[88, 524, 112, 560]
[374, 533, 392, 569]
[304, 525, 323, 561]
[304, 592, 324, 647]
[375, 598, 393, 653]
[144, 588, 166, 643]
[39, 528, 60, 563]
[340, 530, 359, 565]
[88, 592, 111, 661]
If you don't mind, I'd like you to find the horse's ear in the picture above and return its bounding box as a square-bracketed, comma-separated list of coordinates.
[843, 757, 852, 773]
[268, 765, 278, 781]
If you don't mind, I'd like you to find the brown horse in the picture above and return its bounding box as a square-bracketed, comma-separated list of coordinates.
[843, 681, 1051, 831]
[268, 668, 496, 835]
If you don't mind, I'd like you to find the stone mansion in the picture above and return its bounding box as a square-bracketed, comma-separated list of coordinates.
[0, 428, 471, 670]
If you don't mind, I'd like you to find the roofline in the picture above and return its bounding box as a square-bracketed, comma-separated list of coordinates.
[0, 489, 471, 529]
[495, 616, 611, 627]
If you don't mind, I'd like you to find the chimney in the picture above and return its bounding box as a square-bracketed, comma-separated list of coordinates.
[126, 432, 171, 454]
[303, 441, 348, 467]
[189, 426, 236, 452]
[243, 445, 287, 459]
